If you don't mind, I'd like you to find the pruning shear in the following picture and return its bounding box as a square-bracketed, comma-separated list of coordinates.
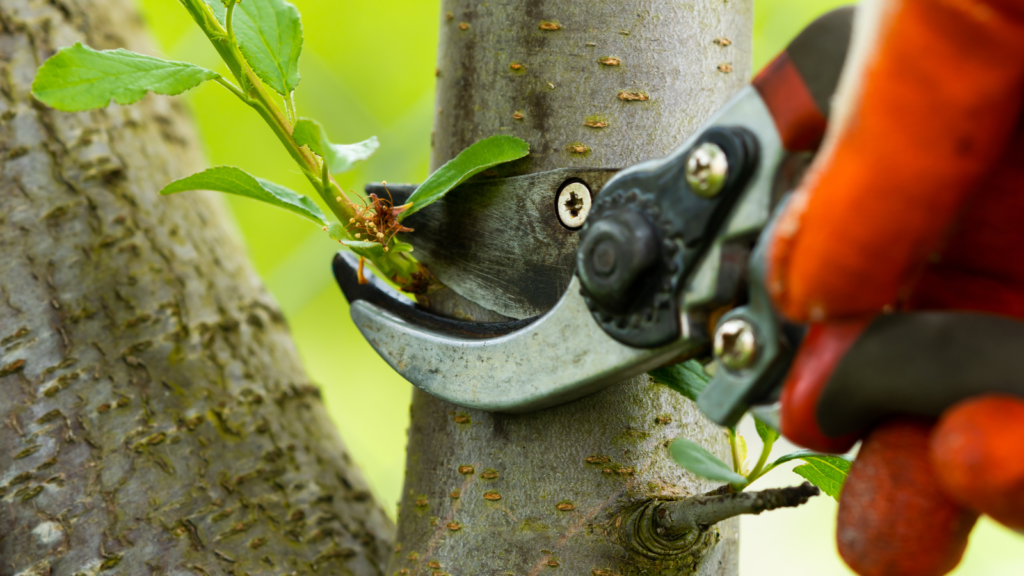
[333, 7, 1024, 440]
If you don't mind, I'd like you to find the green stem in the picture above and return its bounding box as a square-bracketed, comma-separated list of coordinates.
[225, 0, 237, 46]
[214, 77, 247, 103]
[286, 91, 298, 123]
[182, 0, 421, 279]
[218, 28, 338, 207]
[215, 0, 326, 201]
[746, 434, 777, 483]
[321, 158, 330, 201]
[198, 0, 349, 219]
[728, 429, 743, 475]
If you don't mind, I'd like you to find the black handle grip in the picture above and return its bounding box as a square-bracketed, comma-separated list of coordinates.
[818, 312, 1024, 437]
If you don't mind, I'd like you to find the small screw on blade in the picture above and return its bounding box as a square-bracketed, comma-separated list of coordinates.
[556, 181, 593, 229]
[685, 142, 729, 198]
[714, 318, 759, 371]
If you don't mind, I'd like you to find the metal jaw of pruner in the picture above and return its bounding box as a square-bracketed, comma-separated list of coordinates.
[695, 202, 805, 431]
[333, 7, 857, 422]
[337, 5, 1024, 437]
[334, 85, 789, 415]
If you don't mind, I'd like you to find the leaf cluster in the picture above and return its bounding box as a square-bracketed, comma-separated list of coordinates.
[30, 0, 528, 289]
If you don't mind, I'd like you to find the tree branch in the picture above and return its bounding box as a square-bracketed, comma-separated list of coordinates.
[653, 482, 820, 539]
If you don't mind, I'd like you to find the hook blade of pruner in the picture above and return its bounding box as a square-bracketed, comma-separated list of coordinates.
[333, 252, 701, 412]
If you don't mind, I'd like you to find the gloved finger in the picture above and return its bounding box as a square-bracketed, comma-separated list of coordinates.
[906, 126, 1024, 318]
[767, 0, 1024, 323]
[838, 418, 978, 576]
[779, 320, 868, 453]
[930, 394, 1024, 531]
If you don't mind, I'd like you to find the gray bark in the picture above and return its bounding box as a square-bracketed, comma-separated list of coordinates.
[0, 1, 392, 575]
[389, 1, 752, 575]
[431, 0, 752, 176]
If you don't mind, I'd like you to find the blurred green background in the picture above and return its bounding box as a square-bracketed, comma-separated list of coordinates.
[134, 0, 1023, 573]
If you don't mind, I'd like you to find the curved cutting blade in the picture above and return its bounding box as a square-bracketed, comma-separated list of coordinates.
[336, 86, 785, 413]
[333, 252, 699, 412]
[369, 168, 619, 320]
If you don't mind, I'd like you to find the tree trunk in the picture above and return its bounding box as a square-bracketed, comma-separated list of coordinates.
[0, 1, 392, 575]
[390, 1, 751, 575]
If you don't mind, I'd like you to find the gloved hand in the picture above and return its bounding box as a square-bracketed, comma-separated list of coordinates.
[765, 0, 1024, 573]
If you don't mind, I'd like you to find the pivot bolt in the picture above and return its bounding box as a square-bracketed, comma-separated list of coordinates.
[556, 181, 592, 229]
[685, 142, 729, 198]
[577, 208, 659, 312]
[714, 318, 759, 371]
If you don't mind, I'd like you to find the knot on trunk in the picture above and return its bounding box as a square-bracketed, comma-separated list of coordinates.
[623, 482, 820, 563]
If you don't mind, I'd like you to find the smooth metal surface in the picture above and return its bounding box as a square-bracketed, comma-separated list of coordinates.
[686, 142, 729, 198]
[392, 168, 618, 320]
[556, 181, 593, 229]
[714, 318, 759, 371]
[333, 252, 535, 340]
[349, 276, 700, 413]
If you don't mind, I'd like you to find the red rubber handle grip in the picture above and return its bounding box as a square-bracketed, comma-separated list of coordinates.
[753, 7, 855, 151]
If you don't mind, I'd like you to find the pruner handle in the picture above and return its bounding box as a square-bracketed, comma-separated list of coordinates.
[753, 6, 855, 151]
[811, 312, 1024, 439]
[696, 7, 857, 428]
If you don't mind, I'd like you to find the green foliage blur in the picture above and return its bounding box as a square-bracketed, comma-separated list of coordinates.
[135, 0, 1023, 573]
[136, 0, 438, 520]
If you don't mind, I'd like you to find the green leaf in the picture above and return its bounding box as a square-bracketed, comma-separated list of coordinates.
[341, 240, 384, 259]
[755, 417, 780, 445]
[292, 118, 378, 174]
[330, 224, 411, 256]
[768, 449, 851, 468]
[327, 222, 347, 241]
[207, 0, 302, 94]
[649, 360, 710, 403]
[160, 166, 325, 225]
[767, 450, 852, 501]
[794, 457, 851, 501]
[342, 239, 413, 259]
[391, 240, 415, 253]
[735, 435, 748, 473]
[669, 438, 749, 487]
[31, 43, 218, 111]
[401, 135, 529, 220]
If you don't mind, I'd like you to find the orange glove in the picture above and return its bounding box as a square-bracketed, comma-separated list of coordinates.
[766, 0, 1024, 573]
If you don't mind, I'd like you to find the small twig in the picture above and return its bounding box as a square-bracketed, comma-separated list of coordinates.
[653, 482, 820, 539]
[214, 77, 247, 102]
